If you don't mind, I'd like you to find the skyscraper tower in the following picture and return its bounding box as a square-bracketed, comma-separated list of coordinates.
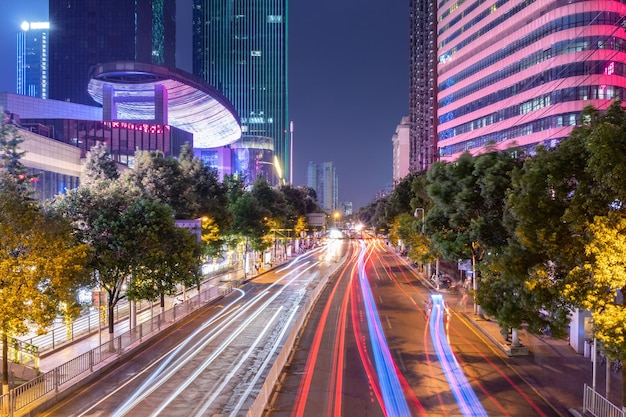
[17, 22, 49, 99]
[48, 0, 176, 105]
[307, 161, 338, 213]
[436, 1, 626, 162]
[409, 0, 438, 173]
[192, 0, 289, 183]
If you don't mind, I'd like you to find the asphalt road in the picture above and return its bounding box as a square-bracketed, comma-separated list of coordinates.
[266, 238, 563, 417]
[38, 243, 343, 417]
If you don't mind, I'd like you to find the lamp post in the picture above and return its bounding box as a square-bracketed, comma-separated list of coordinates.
[333, 211, 341, 228]
[414, 208, 425, 234]
[414, 207, 436, 277]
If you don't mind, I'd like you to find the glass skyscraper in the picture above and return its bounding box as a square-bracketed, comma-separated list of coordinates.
[49, 0, 176, 105]
[436, 0, 626, 161]
[192, 0, 289, 184]
[307, 161, 338, 213]
[17, 22, 49, 99]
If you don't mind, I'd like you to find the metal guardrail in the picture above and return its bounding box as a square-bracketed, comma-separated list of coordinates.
[3, 265, 234, 366]
[0, 283, 231, 417]
[584, 383, 625, 417]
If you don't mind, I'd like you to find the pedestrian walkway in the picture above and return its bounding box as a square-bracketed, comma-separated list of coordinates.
[402, 254, 620, 417]
[441, 283, 620, 417]
[37, 267, 246, 373]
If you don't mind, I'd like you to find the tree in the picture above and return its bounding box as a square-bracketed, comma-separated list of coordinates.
[355, 196, 390, 234]
[385, 173, 419, 226]
[427, 151, 517, 264]
[0, 118, 38, 197]
[124, 150, 185, 214]
[177, 144, 231, 230]
[52, 183, 137, 337]
[123, 198, 201, 308]
[83, 142, 120, 183]
[427, 151, 521, 316]
[0, 122, 87, 392]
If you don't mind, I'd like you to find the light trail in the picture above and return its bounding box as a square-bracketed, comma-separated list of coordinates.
[328, 267, 350, 417]
[187, 305, 284, 417]
[290, 243, 359, 417]
[370, 238, 553, 416]
[74, 287, 248, 417]
[147, 305, 285, 417]
[357, 241, 412, 417]
[228, 302, 301, 417]
[106, 260, 318, 416]
[429, 294, 488, 417]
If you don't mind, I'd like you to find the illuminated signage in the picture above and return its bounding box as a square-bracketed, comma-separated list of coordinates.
[103, 121, 171, 134]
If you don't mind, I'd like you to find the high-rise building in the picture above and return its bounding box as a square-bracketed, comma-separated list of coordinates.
[436, 1, 626, 162]
[392, 116, 411, 186]
[192, 0, 289, 183]
[307, 161, 338, 213]
[409, 0, 438, 173]
[48, 0, 176, 105]
[17, 22, 49, 99]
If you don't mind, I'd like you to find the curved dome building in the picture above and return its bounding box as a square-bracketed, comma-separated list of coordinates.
[87, 61, 241, 149]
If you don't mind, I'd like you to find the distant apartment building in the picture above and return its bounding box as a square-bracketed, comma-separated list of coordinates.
[392, 116, 411, 186]
[436, 1, 626, 162]
[17, 22, 49, 99]
[307, 161, 338, 213]
[409, 0, 438, 172]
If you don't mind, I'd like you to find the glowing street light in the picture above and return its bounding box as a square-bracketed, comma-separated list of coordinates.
[273, 155, 284, 186]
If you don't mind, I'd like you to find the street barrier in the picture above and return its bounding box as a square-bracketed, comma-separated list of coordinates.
[0, 284, 229, 417]
[583, 384, 625, 417]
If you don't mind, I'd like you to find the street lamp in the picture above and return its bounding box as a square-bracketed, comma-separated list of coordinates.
[414, 208, 425, 234]
[333, 211, 341, 228]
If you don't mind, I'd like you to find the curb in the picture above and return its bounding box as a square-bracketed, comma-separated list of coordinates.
[462, 313, 529, 356]
[568, 407, 586, 417]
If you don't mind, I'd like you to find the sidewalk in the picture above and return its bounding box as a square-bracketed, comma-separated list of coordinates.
[402, 254, 619, 417]
[448, 291, 621, 416]
[36, 267, 248, 373]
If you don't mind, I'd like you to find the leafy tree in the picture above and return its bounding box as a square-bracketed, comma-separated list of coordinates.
[124, 150, 185, 214]
[83, 142, 120, 183]
[229, 191, 270, 251]
[389, 212, 435, 266]
[279, 184, 321, 227]
[123, 198, 201, 308]
[427, 151, 520, 317]
[251, 177, 288, 223]
[426, 151, 517, 265]
[125, 147, 232, 260]
[52, 182, 139, 337]
[385, 173, 418, 225]
[0, 119, 38, 197]
[499, 105, 622, 343]
[567, 215, 626, 353]
[0, 124, 87, 392]
[178, 144, 231, 229]
[356, 196, 390, 234]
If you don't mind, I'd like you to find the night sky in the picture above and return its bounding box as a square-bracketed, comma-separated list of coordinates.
[0, 1, 408, 210]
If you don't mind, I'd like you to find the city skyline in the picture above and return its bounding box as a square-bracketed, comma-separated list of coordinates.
[0, 1, 408, 211]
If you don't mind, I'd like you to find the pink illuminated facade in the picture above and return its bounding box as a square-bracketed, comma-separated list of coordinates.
[436, 0, 626, 161]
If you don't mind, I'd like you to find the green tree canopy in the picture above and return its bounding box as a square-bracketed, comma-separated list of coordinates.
[0, 122, 87, 392]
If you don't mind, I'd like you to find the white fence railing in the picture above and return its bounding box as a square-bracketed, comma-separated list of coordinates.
[0, 284, 230, 417]
[584, 384, 625, 417]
